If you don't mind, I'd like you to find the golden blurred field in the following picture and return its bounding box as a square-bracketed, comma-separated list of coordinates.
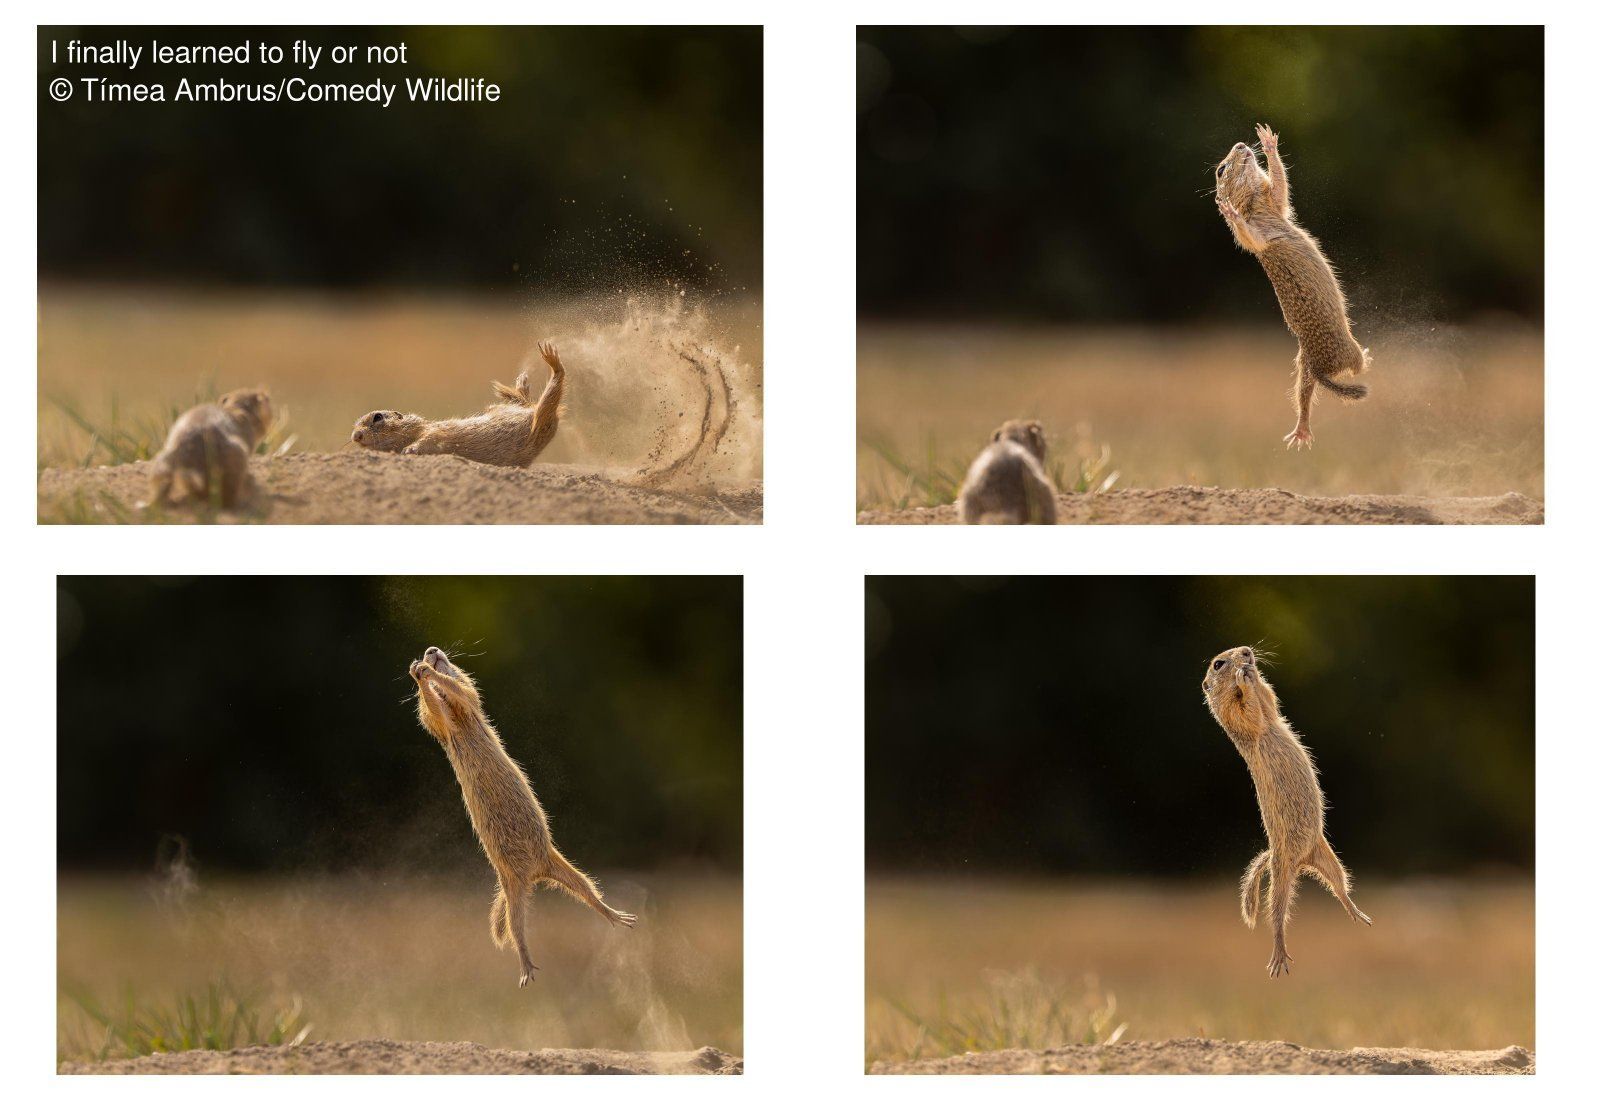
[58, 874, 742, 1063]
[857, 324, 1542, 510]
[866, 878, 1532, 1064]
[38, 285, 763, 477]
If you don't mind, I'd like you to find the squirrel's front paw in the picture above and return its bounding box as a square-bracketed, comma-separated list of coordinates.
[1255, 123, 1278, 152]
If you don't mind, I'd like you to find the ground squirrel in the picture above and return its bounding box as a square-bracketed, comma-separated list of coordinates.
[351, 342, 566, 467]
[956, 420, 1058, 524]
[1201, 645, 1372, 977]
[144, 388, 273, 509]
[408, 646, 635, 987]
[1215, 124, 1370, 449]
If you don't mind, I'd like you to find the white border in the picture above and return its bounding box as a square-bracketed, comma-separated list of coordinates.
[13, 5, 1594, 1093]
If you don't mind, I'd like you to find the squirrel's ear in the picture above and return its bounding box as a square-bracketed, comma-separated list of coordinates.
[991, 429, 1002, 442]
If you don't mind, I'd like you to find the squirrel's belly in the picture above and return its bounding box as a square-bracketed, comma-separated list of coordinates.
[464, 784, 548, 861]
[1250, 739, 1324, 847]
[451, 754, 547, 845]
[455, 412, 537, 466]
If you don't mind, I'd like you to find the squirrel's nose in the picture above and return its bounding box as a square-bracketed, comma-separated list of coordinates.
[425, 646, 441, 658]
[352, 429, 364, 442]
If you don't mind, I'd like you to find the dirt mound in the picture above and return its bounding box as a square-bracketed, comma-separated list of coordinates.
[60, 1039, 741, 1075]
[872, 1039, 1533, 1075]
[38, 453, 761, 525]
[858, 487, 1541, 525]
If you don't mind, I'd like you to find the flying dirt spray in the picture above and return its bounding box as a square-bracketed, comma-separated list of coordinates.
[530, 292, 760, 489]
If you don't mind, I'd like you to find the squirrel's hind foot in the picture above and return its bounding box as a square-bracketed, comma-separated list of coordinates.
[1267, 948, 1293, 978]
[1283, 425, 1313, 450]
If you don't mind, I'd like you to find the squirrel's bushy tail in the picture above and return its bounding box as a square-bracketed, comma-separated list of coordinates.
[489, 880, 514, 949]
[1240, 849, 1271, 929]
[1316, 346, 1371, 401]
[1316, 374, 1369, 401]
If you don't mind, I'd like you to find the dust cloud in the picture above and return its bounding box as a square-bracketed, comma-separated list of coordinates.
[532, 292, 761, 489]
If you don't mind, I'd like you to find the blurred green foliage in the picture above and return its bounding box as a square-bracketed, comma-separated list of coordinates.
[39, 27, 761, 291]
[866, 576, 1533, 876]
[858, 26, 1542, 322]
[57, 577, 741, 873]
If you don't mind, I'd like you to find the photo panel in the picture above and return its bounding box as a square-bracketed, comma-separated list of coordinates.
[57, 575, 743, 1073]
[856, 26, 1542, 525]
[38, 26, 762, 524]
[865, 575, 1533, 1074]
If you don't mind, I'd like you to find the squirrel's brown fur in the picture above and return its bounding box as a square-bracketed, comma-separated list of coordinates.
[956, 419, 1058, 525]
[352, 341, 566, 467]
[1201, 645, 1371, 978]
[408, 646, 635, 987]
[1215, 124, 1370, 450]
[144, 388, 273, 509]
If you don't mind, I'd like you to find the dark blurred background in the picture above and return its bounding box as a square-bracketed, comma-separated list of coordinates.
[857, 26, 1542, 323]
[38, 26, 761, 292]
[866, 576, 1533, 877]
[58, 576, 742, 874]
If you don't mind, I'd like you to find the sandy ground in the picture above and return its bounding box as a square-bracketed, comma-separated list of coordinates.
[872, 1039, 1532, 1075]
[38, 453, 761, 524]
[856, 324, 1542, 510]
[61, 1040, 741, 1075]
[61, 876, 743, 1064]
[858, 487, 1541, 525]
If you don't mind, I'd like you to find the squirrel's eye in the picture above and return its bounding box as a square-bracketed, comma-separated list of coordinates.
[1218, 164, 1227, 177]
[372, 412, 385, 423]
[1212, 659, 1226, 671]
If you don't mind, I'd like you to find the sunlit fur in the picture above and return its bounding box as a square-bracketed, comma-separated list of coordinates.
[956, 419, 1058, 525]
[144, 387, 273, 509]
[1202, 645, 1372, 978]
[1213, 124, 1370, 450]
[409, 646, 635, 987]
[351, 341, 566, 467]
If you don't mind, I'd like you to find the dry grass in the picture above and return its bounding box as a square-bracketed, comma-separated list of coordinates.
[58, 873, 742, 1063]
[866, 877, 1533, 1065]
[38, 284, 763, 474]
[857, 324, 1542, 510]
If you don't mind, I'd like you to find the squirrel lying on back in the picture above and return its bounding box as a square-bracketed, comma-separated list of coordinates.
[351, 341, 565, 467]
[1215, 124, 1370, 450]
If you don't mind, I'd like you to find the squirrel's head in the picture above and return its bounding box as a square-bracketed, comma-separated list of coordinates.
[409, 646, 483, 733]
[351, 409, 428, 452]
[1202, 645, 1276, 734]
[992, 419, 1048, 463]
[218, 388, 273, 440]
[1215, 141, 1268, 209]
